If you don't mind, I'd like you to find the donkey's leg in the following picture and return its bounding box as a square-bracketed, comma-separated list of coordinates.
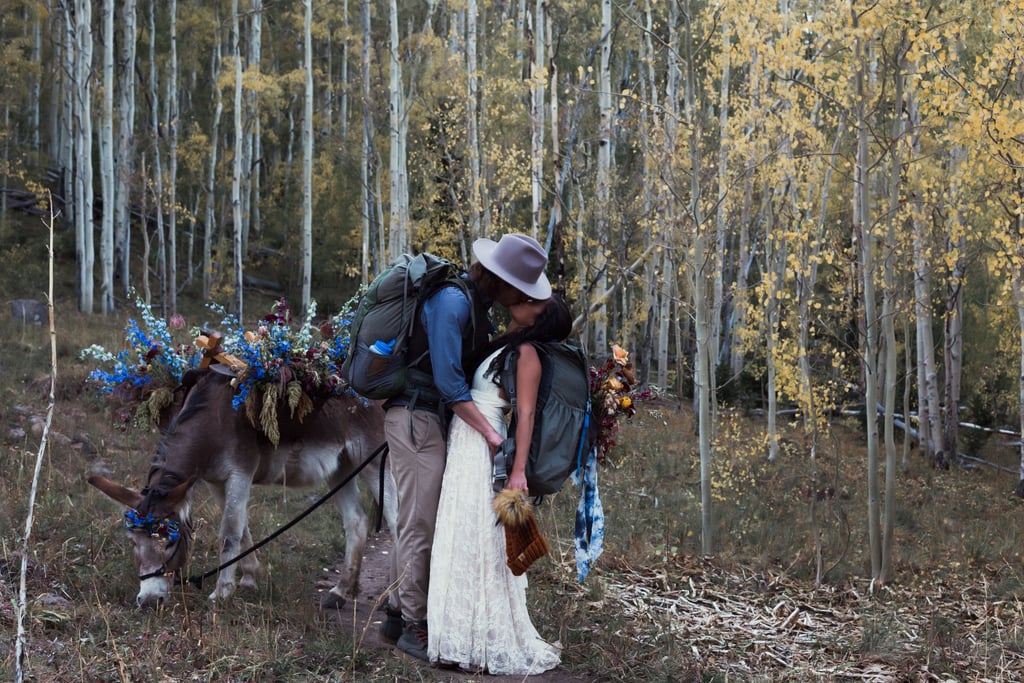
[236, 522, 261, 591]
[211, 473, 255, 601]
[320, 477, 369, 608]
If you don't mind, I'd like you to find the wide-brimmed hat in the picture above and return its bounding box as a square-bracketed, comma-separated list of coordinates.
[472, 233, 552, 300]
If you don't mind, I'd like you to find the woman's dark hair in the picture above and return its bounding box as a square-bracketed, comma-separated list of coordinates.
[484, 295, 573, 383]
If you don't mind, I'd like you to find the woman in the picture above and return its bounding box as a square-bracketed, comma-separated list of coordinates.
[427, 295, 571, 674]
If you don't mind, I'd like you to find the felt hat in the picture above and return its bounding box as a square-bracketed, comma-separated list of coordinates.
[472, 233, 552, 300]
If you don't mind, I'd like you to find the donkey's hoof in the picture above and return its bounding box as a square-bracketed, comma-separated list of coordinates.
[319, 588, 347, 610]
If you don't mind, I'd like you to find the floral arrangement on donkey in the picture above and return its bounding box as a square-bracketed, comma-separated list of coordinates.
[82, 296, 359, 446]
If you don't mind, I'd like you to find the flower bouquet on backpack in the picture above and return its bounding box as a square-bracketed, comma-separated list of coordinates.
[589, 344, 655, 462]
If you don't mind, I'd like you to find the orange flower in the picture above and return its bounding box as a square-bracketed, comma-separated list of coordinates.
[611, 344, 629, 366]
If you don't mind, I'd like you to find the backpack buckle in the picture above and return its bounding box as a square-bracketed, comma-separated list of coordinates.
[492, 437, 514, 492]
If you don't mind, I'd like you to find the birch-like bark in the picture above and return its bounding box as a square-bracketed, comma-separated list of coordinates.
[247, 0, 262, 243]
[204, 33, 223, 302]
[528, 0, 545, 239]
[116, 0, 137, 295]
[879, 40, 911, 583]
[360, 0, 375, 281]
[592, 0, 613, 354]
[30, 4, 41, 150]
[73, 0, 94, 313]
[1014, 214, 1024, 496]
[99, 0, 115, 313]
[387, 0, 409, 258]
[712, 18, 730, 372]
[148, 0, 166, 314]
[301, 0, 314, 313]
[679, 0, 713, 556]
[908, 82, 941, 464]
[942, 144, 967, 469]
[853, 21, 882, 580]
[231, 0, 245, 319]
[167, 0, 179, 315]
[657, 0, 681, 390]
[466, 0, 481, 240]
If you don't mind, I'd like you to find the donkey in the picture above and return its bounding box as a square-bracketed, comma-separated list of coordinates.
[89, 367, 396, 608]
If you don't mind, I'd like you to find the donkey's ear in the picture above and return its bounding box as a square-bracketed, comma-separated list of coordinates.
[163, 476, 196, 508]
[88, 475, 144, 510]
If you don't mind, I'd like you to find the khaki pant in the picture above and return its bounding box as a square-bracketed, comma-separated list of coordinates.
[384, 406, 446, 623]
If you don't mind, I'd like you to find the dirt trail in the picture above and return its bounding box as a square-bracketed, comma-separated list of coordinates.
[321, 530, 602, 682]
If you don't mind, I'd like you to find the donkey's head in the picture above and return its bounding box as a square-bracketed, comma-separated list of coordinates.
[89, 474, 194, 607]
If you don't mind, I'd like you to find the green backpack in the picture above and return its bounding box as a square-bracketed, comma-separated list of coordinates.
[494, 341, 595, 496]
[342, 253, 468, 400]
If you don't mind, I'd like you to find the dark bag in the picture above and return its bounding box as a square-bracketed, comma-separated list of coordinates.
[342, 253, 467, 400]
[493, 342, 595, 495]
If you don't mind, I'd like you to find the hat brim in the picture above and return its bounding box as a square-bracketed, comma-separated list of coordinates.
[473, 239, 552, 300]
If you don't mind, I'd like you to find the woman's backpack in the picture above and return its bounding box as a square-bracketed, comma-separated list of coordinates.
[494, 341, 595, 496]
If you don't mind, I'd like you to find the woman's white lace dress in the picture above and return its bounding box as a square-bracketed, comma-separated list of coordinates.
[427, 348, 561, 675]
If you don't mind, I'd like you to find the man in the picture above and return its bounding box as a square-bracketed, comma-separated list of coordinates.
[381, 233, 552, 662]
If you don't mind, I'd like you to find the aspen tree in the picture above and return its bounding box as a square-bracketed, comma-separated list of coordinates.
[100, 0, 115, 313]
[301, 0, 313, 313]
[231, 0, 245, 319]
[116, 0, 138, 295]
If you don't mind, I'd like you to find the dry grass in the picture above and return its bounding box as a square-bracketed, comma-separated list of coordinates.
[4, 308, 1024, 681]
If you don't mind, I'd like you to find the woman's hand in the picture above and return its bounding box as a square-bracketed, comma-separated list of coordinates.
[507, 470, 529, 494]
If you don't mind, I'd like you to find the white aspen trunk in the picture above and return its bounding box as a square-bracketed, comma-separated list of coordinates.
[74, 0, 94, 313]
[1014, 220, 1024, 496]
[528, 0, 545, 239]
[387, 0, 409, 258]
[231, 0, 245, 319]
[592, 0, 613, 355]
[680, 0, 713, 556]
[764, 208, 787, 463]
[907, 83, 941, 463]
[247, 0, 262, 242]
[730, 45, 760, 380]
[360, 0, 374, 282]
[853, 23, 882, 580]
[301, 0, 314, 313]
[466, 0, 481, 240]
[59, 9, 74, 187]
[148, 0, 166, 316]
[657, 0, 681, 390]
[204, 34, 223, 302]
[100, 0, 115, 313]
[116, 0, 137, 295]
[880, 48, 908, 583]
[712, 19, 730, 372]
[140, 154, 151, 303]
[167, 0, 178, 315]
[942, 145, 967, 468]
[340, 0, 349, 137]
[30, 5, 41, 150]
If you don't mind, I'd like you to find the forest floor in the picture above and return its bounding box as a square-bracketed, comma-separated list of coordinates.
[321, 530, 600, 682]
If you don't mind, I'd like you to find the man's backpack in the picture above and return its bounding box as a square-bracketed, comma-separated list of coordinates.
[342, 253, 468, 400]
[494, 342, 595, 496]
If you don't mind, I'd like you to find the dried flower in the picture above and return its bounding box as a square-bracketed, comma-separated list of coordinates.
[589, 344, 654, 460]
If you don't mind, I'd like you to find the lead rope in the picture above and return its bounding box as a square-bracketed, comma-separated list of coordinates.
[176, 442, 389, 589]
